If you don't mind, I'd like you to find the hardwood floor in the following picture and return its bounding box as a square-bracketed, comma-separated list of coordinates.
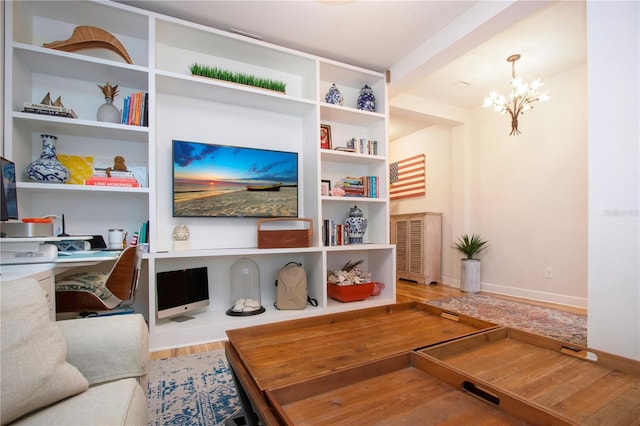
[150, 279, 586, 360]
[397, 280, 587, 315]
[150, 340, 225, 360]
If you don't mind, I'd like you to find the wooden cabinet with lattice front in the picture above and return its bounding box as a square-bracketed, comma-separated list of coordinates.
[390, 213, 442, 284]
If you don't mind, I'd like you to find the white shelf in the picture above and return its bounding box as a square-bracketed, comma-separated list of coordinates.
[150, 304, 327, 350]
[325, 295, 394, 311]
[324, 243, 392, 252]
[321, 196, 387, 203]
[156, 71, 316, 116]
[5, 0, 393, 351]
[16, 182, 150, 194]
[12, 113, 149, 143]
[151, 246, 324, 259]
[320, 103, 385, 126]
[321, 149, 386, 164]
[12, 43, 149, 89]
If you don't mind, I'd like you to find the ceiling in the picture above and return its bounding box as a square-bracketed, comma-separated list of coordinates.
[118, 0, 586, 140]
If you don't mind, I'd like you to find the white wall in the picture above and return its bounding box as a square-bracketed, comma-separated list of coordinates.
[155, 94, 309, 252]
[469, 64, 588, 307]
[388, 0, 639, 361]
[587, 1, 639, 360]
[390, 125, 454, 283]
[390, 64, 589, 308]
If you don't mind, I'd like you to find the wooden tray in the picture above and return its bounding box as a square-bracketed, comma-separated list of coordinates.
[257, 218, 312, 248]
[226, 302, 498, 390]
[419, 327, 640, 426]
[265, 351, 569, 425]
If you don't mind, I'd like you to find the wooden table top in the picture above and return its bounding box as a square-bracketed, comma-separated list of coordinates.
[226, 302, 497, 391]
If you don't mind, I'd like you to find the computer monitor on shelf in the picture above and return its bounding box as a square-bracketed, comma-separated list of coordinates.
[156, 266, 210, 321]
[1, 157, 18, 222]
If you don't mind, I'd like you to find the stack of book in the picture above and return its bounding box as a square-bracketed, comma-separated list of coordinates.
[130, 221, 149, 247]
[363, 176, 379, 198]
[121, 91, 149, 127]
[346, 138, 378, 155]
[336, 176, 364, 197]
[84, 168, 140, 187]
[23, 102, 78, 119]
[322, 219, 348, 246]
[334, 176, 379, 198]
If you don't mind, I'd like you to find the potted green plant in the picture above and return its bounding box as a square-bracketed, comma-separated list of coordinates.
[452, 234, 488, 293]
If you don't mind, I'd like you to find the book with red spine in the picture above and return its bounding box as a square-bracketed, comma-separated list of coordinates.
[85, 176, 140, 187]
[85, 180, 140, 188]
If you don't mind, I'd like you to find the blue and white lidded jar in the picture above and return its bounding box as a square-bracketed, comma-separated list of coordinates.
[26, 134, 70, 183]
[357, 84, 376, 112]
[345, 205, 368, 244]
[325, 83, 344, 105]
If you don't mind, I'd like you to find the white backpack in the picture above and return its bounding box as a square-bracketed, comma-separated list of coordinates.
[274, 262, 317, 310]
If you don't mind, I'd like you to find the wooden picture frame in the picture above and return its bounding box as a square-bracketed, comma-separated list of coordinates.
[321, 179, 331, 196]
[320, 124, 332, 150]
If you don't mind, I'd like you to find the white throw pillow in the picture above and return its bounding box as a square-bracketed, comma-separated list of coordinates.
[1, 278, 89, 424]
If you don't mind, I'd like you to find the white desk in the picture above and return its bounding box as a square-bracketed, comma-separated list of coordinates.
[0, 263, 56, 282]
[0, 252, 120, 320]
[0, 235, 92, 250]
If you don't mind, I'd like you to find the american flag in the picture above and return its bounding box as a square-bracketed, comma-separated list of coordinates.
[389, 154, 425, 200]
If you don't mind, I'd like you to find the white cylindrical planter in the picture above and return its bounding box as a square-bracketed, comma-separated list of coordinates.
[461, 259, 481, 293]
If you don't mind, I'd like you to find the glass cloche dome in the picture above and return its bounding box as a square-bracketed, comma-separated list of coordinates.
[227, 257, 265, 316]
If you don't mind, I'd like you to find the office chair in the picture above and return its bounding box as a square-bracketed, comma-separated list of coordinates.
[55, 245, 143, 313]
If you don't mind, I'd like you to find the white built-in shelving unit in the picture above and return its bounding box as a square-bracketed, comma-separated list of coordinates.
[4, 0, 395, 350]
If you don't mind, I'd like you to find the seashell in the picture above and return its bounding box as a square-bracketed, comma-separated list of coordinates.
[245, 299, 260, 308]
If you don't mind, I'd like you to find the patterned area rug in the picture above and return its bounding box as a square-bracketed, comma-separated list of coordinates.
[147, 350, 243, 426]
[428, 294, 587, 346]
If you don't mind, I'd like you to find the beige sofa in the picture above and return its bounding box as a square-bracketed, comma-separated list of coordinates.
[1, 278, 149, 425]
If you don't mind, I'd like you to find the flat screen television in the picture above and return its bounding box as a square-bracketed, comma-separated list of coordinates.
[156, 266, 209, 319]
[0, 157, 18, 222]
[172, 140, 298, 218]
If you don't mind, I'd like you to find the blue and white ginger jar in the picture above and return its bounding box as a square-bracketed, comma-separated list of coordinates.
[357, 84, 376, 112]
[325, 83, 343, 106]
[345, 205, 368, 244]
[27, 134, 70, 183]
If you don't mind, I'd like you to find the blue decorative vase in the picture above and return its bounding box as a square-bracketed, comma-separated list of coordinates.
[325, 83, 343, 105]
[345, 205, 368, 244]
[26, 134, 70, 183]
[357, 84, 376, 112]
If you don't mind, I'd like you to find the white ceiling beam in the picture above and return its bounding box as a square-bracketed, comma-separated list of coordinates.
[388, 0, 552, 97]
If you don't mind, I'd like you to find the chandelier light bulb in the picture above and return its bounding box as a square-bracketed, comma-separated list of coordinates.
[483, 53, 550, 136]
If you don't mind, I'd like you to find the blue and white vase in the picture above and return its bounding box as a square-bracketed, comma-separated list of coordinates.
[26, 134, 70, 183]
[357, 84, 376, 112]
[325, 83, 343, 105]
[345, 205, 368, 244]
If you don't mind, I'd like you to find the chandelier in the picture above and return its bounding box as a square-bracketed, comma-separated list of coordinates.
[483, 54, 550, 136]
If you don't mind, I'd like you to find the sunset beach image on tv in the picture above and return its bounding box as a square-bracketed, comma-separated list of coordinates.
[172, 140, 298, 218]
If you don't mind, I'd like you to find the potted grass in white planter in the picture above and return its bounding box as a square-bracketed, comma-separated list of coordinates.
[452, 234, 488, 293]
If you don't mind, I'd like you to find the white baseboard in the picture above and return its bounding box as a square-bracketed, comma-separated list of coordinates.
[438, 277, 587, 309]
[440, 276, 458, 288]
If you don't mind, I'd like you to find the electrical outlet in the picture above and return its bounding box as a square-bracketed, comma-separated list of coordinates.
[545, 267, 553, 279]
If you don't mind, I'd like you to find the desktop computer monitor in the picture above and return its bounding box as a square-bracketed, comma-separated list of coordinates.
[1, 157, 18, 222]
